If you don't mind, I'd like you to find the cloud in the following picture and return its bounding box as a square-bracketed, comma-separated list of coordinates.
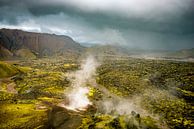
[53, 0, 190, 19]
[1, 0, 193, 20]
[0, 0, 194, 50]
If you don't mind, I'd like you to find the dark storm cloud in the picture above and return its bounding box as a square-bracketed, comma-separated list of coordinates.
[0, 0, 194, 50]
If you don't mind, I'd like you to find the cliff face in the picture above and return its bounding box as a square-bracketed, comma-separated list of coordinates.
[0, 28, 84, 58]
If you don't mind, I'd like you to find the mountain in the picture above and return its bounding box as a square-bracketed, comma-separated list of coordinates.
[0, 28, 84, 59]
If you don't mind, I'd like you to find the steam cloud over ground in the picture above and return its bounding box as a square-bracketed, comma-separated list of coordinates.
[61, 56, 98, 111]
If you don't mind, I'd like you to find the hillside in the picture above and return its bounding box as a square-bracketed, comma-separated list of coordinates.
[0, 29, 84, 59]
[86, 45, 194, 61]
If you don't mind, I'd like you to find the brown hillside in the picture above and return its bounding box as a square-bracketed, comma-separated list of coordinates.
[0, 28, 84, 58]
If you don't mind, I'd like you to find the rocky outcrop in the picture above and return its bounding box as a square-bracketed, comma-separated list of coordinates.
[0, 61, 19, 78]
[0, 28, 84, 58]
[0, 44, 13, 58]
[15, 49, 36, 59]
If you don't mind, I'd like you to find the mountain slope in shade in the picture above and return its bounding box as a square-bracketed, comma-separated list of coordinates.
[0, 44, 13, 58]
[0, 28, 84, 59]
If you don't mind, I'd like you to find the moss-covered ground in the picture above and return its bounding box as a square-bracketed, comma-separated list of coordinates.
[0, 58, 78, 128]
[96, 57, 194, 129]
[0, 57, 193, 129]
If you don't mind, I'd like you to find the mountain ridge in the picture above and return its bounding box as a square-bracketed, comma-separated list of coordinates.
[0, 28, 84, 59]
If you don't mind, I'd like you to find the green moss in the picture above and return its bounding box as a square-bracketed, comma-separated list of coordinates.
[1, 56, 193, 129]
[42, 86, 64, 95]
[141, 89, 193, 128]
[88, 87, 103, 101]
[15, 69, 67, 100]
[79, 117, 95, 129]
[0, 91, 15, 101]
[141, 116, 159, 129]
[78, 114, 161, 129]
[78, 115, 114, 129]
[17, 66, 32, 72]
[0, 61, 19, 78]
[38, 97, 55, 102]
[0, 103, 48, 129]
[0, 82, 7, 91]
[177, 88, 194, 97]
[95, 115, 114, 129]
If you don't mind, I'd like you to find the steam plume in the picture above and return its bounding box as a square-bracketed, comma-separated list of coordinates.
[62, 55, 98, 111]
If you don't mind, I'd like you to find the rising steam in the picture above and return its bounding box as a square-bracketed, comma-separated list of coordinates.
[96, 88, 149, 116]
[61, 55, 98, 111]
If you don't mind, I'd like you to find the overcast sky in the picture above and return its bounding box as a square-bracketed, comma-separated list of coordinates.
[0, 0, 194, 50]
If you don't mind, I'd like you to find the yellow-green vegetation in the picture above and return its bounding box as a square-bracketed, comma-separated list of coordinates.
[0, 61, 19, 78]
[0, 91, 15, 101]
[88, 87, 103, 101]
[176, 88, 194, 102]
[140, 89, 193, 129]
[63, 63, 77, 68]
[88, 87, 95, 97]
[15, 69, 69, 99]
[38, 96, 56, 103]
[97, 58, 194, 100]
[0, 103, 47, 129]
[0, 82, 7, 91]
[62, 63, 79, 72]
[17, 66, 32, 72]
[78, 113, 159, 129]
[0, 56, 193, 129]
[0, 58, 77, 129]
[97, 58, 194, 128]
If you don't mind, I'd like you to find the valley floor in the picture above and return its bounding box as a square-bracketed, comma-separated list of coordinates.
[0, 56, 193, 129]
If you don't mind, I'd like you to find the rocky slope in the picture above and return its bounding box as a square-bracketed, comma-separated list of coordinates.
[0, 28, 84, 59]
